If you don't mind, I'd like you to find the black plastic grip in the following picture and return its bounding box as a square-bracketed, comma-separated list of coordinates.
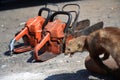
[38, 7, 52, 28]
[50, 11, 72, 33]
[62, 4, 80, 15]
[38, 7, 51, 16]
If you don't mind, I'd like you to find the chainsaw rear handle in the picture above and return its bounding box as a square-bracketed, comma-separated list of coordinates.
[38, 7, 52, 28]
[62, 4, 80, 29]
[50, 11, 72, 33]
[62, 4, 80, 16]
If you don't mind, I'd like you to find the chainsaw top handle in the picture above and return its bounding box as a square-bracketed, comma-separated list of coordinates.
[50, 11, 72, 33]
[62, 4, 80, 29]
[38, 7, 52, 28]
[62, 4, 80, 15]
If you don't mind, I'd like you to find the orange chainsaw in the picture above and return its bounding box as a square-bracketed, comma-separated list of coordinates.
[9, 7, 52, 55]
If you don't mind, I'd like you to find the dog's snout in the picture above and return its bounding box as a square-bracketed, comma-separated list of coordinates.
[65, 48, 71, 55]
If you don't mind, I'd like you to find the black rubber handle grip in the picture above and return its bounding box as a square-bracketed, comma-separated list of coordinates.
[62, 4, 80, 29]
[38, 7, 52, 28]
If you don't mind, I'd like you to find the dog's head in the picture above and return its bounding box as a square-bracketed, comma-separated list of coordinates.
[65, 36, 87, 55]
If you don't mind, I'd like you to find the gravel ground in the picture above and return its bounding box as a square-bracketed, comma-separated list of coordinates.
[0, 0, 120, 80]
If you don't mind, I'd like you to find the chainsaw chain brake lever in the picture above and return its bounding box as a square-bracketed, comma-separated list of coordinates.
[50, 11, 72, 33]
[62, 4, 80, 30]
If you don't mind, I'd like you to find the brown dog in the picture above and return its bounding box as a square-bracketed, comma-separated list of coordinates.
[65, 27, 120, 75]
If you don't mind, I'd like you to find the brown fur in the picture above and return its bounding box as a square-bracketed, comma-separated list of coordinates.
[65, 27, 120, 75]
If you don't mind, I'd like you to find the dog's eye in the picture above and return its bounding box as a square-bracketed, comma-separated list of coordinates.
[67, 48, 71, 51]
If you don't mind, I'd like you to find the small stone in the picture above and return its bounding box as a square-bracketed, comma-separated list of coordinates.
[11, 70, 13, 72]
[89, 76, 101, 80]
[59, 60, 63, 63]
[76, 61, 81, 63]
[107, 16, 111, 18]
[1, 24, 4, 28]
[20, 22, 25, 25]
[111, 7, 114, 10]
[1, 65, 7, 69]
[17, 22, 25, 28]
[66, 60, 69, 63]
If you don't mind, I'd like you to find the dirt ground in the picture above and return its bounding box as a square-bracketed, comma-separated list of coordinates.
[0, 0, 120, 80]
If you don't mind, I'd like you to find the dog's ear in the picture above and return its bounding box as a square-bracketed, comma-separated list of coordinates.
[77, 36, 87, 51]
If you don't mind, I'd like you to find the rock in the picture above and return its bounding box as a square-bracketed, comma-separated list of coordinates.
[1, 65, 7, 69]
[1, 24, 4, 28]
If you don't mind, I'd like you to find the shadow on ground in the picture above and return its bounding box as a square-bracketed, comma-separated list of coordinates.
[45, 69, 114, 80]
[0, 0, 79, 11]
